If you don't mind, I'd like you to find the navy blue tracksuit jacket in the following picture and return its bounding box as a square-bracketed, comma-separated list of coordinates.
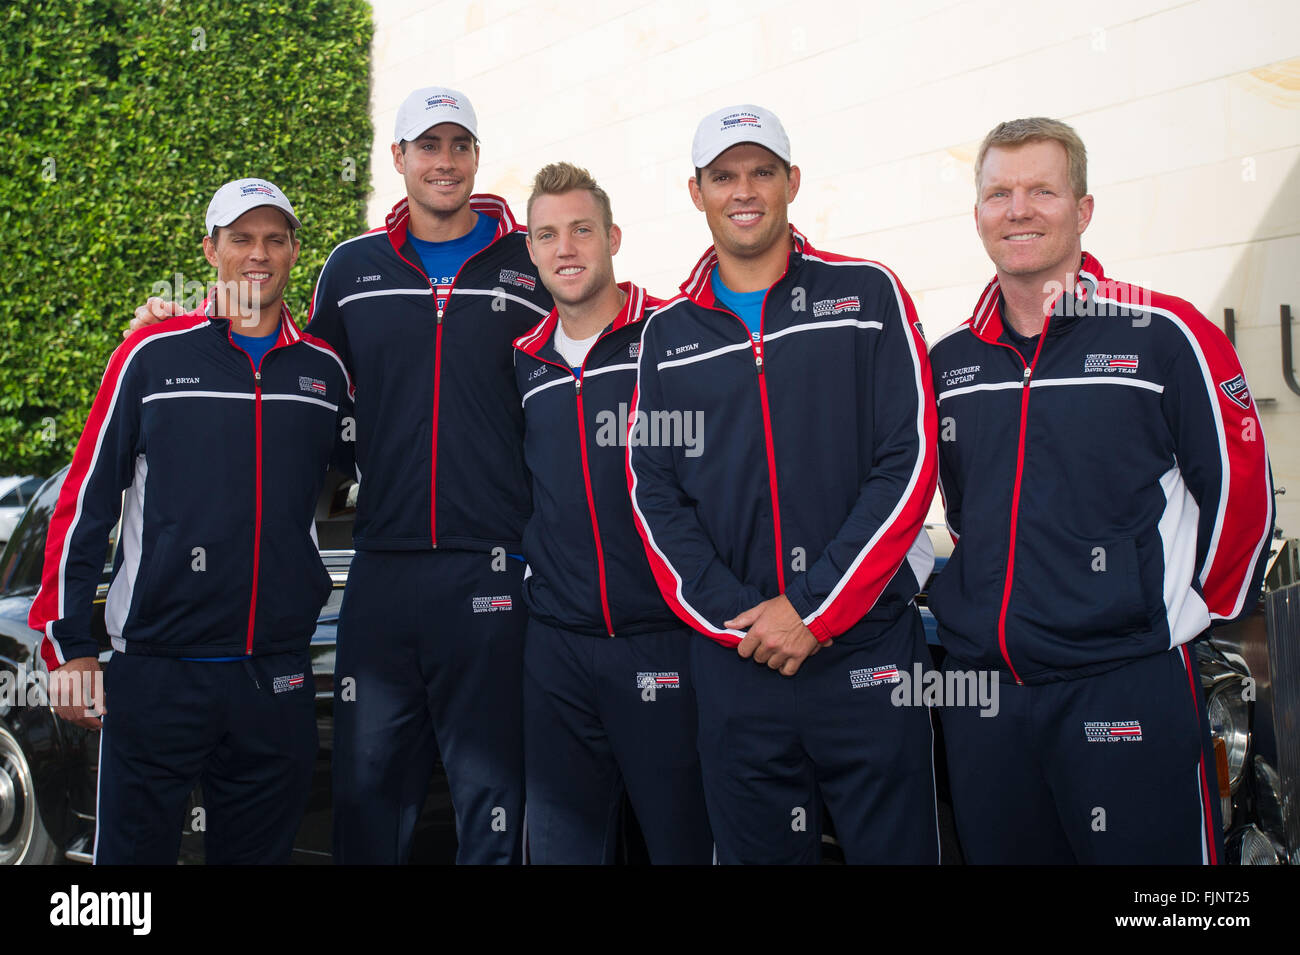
[628, 227, 939, 643]
[927, 252, 1274, 683]
[31, 305, 354, 662]
[512, 283, 678, 636]
[304, 194, 554, 553]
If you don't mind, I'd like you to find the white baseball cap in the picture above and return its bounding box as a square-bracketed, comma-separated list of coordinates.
[691, 104, 791, 170]
[394, 86, 479, 144]
[205, 178, 301, 236]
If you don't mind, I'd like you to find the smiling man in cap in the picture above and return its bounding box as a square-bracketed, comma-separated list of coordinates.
[32, 177, 353, 864]
[627, 105, 942, 864]
[295, 87, 552, 864]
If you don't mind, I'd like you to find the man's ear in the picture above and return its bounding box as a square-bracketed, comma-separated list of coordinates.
[1076, 193, 1095, 236]
[289, 236, 301, 270]
[786, 164, 801, 204]
[392, 141, 405, 175]
[202, 235, 219, 269]
[525, 233, 537, 266]
[688, 175, 705, 212]
[607, 223, 622, 256]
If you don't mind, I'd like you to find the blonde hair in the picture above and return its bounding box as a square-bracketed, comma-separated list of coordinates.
[527, 162, 613, 231]
[975, 117, 1088, 199]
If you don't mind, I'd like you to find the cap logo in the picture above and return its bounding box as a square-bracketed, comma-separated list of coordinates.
[239, 183, 276, 198]
[722, 112, 761, 129]
[426, 94, 459, 109]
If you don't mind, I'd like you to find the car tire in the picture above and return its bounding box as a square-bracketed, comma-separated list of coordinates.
[0, 720, 59, 865]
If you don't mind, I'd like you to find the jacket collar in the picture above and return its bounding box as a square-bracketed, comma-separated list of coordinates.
[514, 282, 648, 357]
[202, 298, 302, 347]
[384, 193, 522, 254]
[679, 224, 813, 306]
[970, 252, 1104, 343]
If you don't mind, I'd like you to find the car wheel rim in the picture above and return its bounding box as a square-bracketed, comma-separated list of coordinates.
[0, 729, 36, 865]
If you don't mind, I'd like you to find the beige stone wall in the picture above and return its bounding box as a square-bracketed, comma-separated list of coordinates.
[367, 0, 1299, 535]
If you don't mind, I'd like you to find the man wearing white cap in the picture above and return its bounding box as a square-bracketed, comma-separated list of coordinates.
[627, 106, 942, 863]
[299, 88, 551, 864]
[32, 179, 354, 863]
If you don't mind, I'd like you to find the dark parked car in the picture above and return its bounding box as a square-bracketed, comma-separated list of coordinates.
[0, 467, 457, 864]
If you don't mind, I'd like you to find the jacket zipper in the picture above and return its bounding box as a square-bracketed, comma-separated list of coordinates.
[245, 367, 264, 654]
[705, 261, 792, 592]
[993, 324, 1050, 685]
[391, 224, 500, 548]
[574, 374, 616, 637]
[751, 337, 785, 591]
[520, 329, 620, 636]
[224, 318, 288, 655]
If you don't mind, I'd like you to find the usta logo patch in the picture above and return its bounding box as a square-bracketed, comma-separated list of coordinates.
[1219, 373, 1252, 409]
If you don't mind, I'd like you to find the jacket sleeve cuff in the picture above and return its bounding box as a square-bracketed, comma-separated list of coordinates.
[39, 631, 99, 670]
[783, 577, 833, 642]
[806, 616, 835, 644]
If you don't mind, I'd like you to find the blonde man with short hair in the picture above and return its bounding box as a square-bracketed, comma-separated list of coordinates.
[927, 116, 1273, 863]
[512, 161, 712, 863]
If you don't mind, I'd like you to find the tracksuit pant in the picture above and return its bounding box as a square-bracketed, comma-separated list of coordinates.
[522, 618, 713, 864]
[940, 643, 1224, 864]
[332, 549, 526, 864]
[95, 649, 317, 865]
[691, 606, 941, 865]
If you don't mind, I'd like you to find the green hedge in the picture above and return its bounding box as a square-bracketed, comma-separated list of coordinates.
[0, 0, 373, 475]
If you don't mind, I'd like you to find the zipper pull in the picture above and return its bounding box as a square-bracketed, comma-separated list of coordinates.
[575, 377, 582, 395]
[436, 309, 444, 324]
[254, 371, 262, 384]
[1021, 366, 1031, 387]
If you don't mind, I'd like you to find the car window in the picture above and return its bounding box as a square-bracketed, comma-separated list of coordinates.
[0, 472, 65, 593]
[18, 476, 44, 504]
[0, 488, 20, 508]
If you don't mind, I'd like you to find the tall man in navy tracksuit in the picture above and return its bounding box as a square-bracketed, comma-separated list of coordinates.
[301, 88, 553, 864]
[628, 106, 942, 864]
[31, 179, 354, 864]
[512, 162, 712, 864]
[927, 117, 1274, 863]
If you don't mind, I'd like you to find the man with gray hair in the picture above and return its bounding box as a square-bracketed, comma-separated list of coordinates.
[927, 117, 1274, 863]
